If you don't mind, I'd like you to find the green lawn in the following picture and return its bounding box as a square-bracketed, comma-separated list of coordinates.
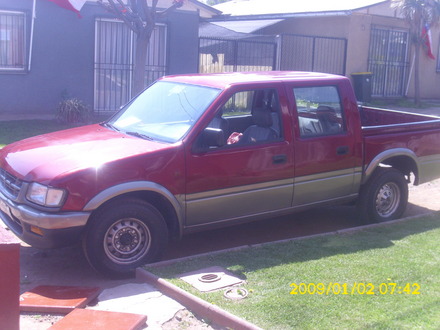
[0, 120, 70, 148]
[0, 117, 110, 148]
[145, 215, 440, 329]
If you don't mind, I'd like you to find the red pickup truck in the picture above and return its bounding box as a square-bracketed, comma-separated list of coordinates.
[1, 72, 440, 277]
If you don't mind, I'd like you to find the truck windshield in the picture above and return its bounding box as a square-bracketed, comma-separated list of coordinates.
[107, 81, 221, 143]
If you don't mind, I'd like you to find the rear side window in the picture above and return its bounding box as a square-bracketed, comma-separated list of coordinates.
[293, 86, 345, 137]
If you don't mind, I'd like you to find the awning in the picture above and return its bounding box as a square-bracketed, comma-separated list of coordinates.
[210, 19, 283, 34]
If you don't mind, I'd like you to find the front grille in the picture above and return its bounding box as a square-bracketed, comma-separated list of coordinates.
[0, 168, 23, 199]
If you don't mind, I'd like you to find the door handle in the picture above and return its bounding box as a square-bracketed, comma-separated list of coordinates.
[336, 146, 349, 155]
[273, 154, 287, 164]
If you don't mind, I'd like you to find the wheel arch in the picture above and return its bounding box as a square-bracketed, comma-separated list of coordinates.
[363, 148, 420, 185]
[83, 181, 183, 240]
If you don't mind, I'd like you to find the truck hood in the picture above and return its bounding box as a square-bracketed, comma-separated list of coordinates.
[0, 124, 175, 182]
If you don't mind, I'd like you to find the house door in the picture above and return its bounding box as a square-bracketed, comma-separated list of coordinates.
[368, 26, 409, 97]
[94, 19, 167, 113]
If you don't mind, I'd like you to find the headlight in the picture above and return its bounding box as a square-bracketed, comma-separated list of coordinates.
[26, 183, 66, 207]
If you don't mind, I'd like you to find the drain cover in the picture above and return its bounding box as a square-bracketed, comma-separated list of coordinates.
[198, 273, 223, 283]
[179, 266, 243, 292]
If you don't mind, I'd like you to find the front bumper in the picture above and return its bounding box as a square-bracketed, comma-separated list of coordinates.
[0, 189, 90, 249]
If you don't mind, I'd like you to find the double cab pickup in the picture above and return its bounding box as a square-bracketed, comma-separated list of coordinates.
[1, 71, 440, 277]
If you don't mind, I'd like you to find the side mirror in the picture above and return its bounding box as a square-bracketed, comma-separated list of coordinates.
[193, 127, 225, 153]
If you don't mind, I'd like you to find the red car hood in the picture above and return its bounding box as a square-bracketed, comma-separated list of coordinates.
[0, 124, 175, 182]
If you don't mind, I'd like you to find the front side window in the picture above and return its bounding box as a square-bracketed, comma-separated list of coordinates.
[201, 88, 282, 148]
[107, 81, 221, 143]
[293, 86, 345, 137]
[0, 11, 26, 71]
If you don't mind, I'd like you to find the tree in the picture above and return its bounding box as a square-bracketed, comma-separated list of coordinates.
[392, 0, 440, 105]
[99, 0, 184, 97]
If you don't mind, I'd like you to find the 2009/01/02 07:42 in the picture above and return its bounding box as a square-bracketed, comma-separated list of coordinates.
[289, 282, 421, 295]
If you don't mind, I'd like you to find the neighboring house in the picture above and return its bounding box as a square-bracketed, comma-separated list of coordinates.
[0, 0, 219, 114]
[207, 0, 440, 99]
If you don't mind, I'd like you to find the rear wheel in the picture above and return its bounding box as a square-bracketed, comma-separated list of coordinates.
[82, 198, 168, 278]
[357, 168, 408, 224]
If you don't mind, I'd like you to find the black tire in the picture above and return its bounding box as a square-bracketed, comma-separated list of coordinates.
[82, 198, 168, 278]
[357, 168, 408, 224]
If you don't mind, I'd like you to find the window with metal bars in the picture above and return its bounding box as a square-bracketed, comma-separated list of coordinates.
[94, 18, 167, 113]
[367, 26, 409, 97]
[0, 11, 26, 72]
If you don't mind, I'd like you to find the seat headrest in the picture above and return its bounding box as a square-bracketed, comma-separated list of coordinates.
[252, 107, 273, 128]
[317, 106, 338, 121]
[317, 106, 336, 114]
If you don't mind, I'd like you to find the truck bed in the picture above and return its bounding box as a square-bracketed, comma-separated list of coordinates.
[360, 106, 440, 185]
[359, 106, 440, 136]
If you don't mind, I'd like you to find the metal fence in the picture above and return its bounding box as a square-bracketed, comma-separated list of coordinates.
[368, 26, 409, 97]
[279, 34, 347, 75]
[199, 37, 277, 73]
[94, 19, 167, 113]
[199, 34, 347, 77]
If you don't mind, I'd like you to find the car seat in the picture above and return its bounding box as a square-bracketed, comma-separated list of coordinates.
[239, 107, 278, 144]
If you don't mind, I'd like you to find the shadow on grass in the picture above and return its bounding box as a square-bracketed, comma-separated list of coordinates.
[161, 198, 436, 267]
[366, 300, 440, 329]
[151, 212, 440, 278]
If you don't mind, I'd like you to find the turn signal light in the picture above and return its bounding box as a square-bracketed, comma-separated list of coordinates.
[30, 226, 44, 236]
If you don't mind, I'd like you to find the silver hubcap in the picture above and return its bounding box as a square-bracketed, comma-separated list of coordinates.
[104, 218, 151, 265]
[375, 182, 400, 217]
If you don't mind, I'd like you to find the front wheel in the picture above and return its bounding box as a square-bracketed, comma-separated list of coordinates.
[357, 168, 408, 224]
[82, 198, 168, 278]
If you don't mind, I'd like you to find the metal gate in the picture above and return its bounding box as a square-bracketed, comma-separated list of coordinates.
[94, 19, 167, 113]
[199, 37, 277, 73]
[368, 26, 409, 97]
[279, 34, 347, 75]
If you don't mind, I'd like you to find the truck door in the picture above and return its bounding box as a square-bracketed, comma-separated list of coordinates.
[185, 87, 294, 227]
[289, 84, 362, 206]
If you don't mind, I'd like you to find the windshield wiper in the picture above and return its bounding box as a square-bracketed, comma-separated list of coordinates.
[101, 122, 120, 132]
[125, 131, 154, 141]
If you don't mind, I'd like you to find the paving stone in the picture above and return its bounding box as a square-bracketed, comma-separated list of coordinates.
[20, 285, 101, 313]
[49, 308, 147, 330]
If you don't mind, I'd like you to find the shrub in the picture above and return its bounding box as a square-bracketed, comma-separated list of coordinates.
[55, 98, 91, 124]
